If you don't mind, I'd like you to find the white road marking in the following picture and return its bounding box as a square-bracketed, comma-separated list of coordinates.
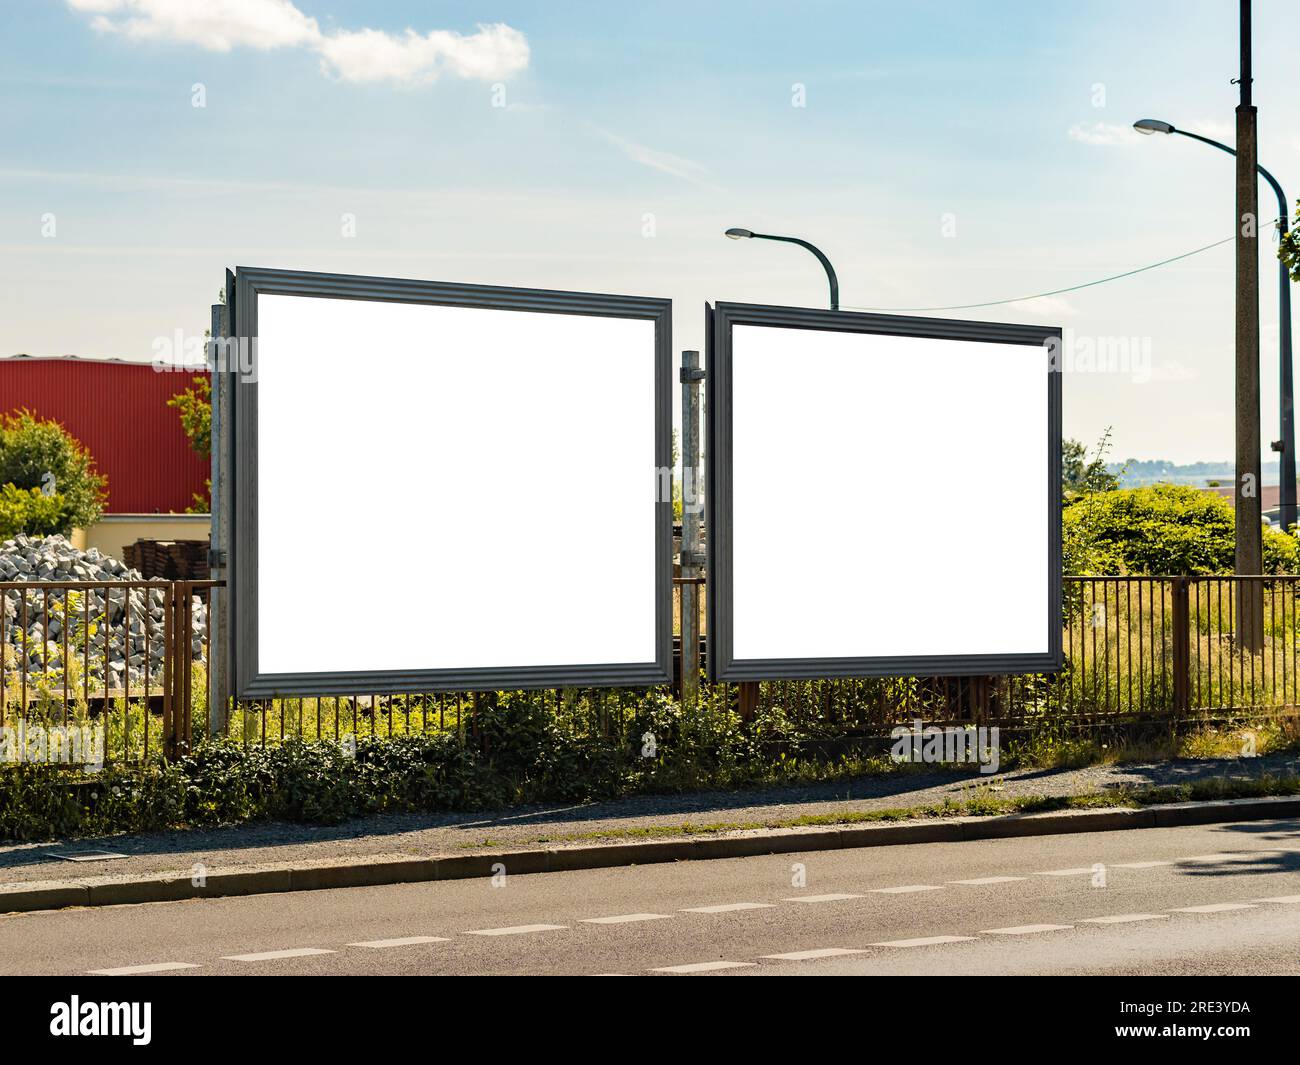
[1255, 895, 1300, 904]
[980, 924, 1073, 935]
[651, 960, 757, 973]
[760, 947, 870, 961]
[781, 893, 865, 904]
[1182, 853, 1245, 863]
[870, 885, 943, 894]
[221, 948, 335, 962]
[87, 962, 200, 975]
[1080, 914, 1168, 924]
[348, 936, 450, 948]
[871, 936, 976, 947]
[1113, 861, 1173, 869]
[949, 876, 1027, 885]
[681, 903, 775, 913]
[581, 913, 674, 925]
[1171, 903, 1257, 914]
[465, 924, 567, 936]
[1034, 867, 1096, 877]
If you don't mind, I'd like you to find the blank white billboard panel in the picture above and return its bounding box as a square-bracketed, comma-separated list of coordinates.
[708, 303, 1061, 680]
[232, 270, 671, 696]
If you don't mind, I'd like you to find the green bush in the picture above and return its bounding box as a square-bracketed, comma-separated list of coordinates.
[0, 691, 876, 840]
[0, 483, 70, 538]
[1063, 483, 1300, 575]
[0, 410, 107, 532]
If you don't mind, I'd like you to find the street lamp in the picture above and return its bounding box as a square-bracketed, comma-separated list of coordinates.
[724, 228, 840, 310]
[1134, 117, 1296, 531]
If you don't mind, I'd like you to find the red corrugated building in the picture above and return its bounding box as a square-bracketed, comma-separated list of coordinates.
[0, 355, 210, 514]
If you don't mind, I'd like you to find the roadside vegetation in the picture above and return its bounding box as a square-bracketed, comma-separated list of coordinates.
[4, 429, 1300, 840]
[3, 685, 1298, 841]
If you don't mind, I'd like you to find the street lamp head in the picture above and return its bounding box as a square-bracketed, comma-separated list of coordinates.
[724, 227, 753, 240]
[1133, 119, 1176, 135]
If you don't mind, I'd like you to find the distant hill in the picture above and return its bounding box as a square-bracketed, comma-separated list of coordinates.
[1110, 459, 1283, 487]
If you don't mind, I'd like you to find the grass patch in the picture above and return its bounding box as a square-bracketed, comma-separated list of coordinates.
[461, 772, 1300, 849]
[1003, 716, 1300, 771]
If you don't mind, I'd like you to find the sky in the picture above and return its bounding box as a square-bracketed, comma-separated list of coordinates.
[1, 0, 1298, 466]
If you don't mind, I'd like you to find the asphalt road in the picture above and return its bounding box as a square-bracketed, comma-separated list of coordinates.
[2, 818, 1298, 976]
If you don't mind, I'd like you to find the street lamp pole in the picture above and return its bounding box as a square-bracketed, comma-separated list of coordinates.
[1134, 117, 1295, 531]
[724, 228, 840, 310]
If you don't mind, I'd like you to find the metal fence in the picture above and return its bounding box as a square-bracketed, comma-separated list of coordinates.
[3, 574, 1300, 764]
[1, 579, 214, 764]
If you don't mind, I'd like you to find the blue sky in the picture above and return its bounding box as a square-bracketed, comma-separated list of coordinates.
[2, 0, 1298, 464]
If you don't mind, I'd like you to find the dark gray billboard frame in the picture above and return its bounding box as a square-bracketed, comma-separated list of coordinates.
[706, 300, 1063, 683]
[230, 266, 673, 698]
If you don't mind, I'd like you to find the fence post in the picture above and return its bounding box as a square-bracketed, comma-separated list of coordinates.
[181, 581, 194, 753]
[207, 299, 231, 737]
[680, 350, 705, 705]
[738, 681, 759, 722]
[1172, 577, 1191, 717]
[161, 581, 174, 759]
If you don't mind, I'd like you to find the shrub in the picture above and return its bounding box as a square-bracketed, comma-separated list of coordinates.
[0, 483, 69, 538]
[1063, 483, 1299, 575]
[0, 685, 879, 840]
[0, 410, 107, 532]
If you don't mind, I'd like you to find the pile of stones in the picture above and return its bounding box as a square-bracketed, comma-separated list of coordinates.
[1, 534, 207, 690]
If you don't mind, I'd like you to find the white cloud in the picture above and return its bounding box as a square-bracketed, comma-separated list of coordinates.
[67, 1, 528, 84]
[69, 0, 319, 52]
[1067, 121, 1140, 147]
[1187, 118, 1234, 144]
[316, 24, 528, 85]
[594, 128, 717, 188]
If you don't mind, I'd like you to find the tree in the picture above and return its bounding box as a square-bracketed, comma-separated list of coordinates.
[1062, 428, 1120, 501]
[0, 410, 107, 533]
[167, 375, 211, 458]
[166, 375, 211, 512]
[1281, 199, 1300, 282]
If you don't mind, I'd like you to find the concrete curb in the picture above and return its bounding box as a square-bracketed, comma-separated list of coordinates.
[3, 794, 1298, 915]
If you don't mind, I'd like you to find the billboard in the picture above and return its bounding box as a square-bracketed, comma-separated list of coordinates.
[706, 301, 1061, 681]
[230, 268, 672, 697]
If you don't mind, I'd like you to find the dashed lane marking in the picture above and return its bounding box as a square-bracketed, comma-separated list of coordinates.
[870, 936, 976, 948]
[1079, 914, 1168, 924]
[348, 936, 450, 948]
[681, 903, 776, 913]
[869, 885, 943, 895]
[464, 924, 567, 936]
[1171, 903, 1257, 914]
[949, 876, 1027, 885]
[581, 913, 674, 925]
[1256, 895, 1300, 904]
[781, 894, 865, 903]
[221, 948, 335, 962]
[87, 962, 200, 975]
[650, 960, 757, 974]
[979, 924, 1073, 935]
[1113, 861, 1173, 869]
[760, 948, 870, 961]
[1034, 868, 1096, 877]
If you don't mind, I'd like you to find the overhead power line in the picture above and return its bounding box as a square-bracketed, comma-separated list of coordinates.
[841, 222, 1284, 315]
